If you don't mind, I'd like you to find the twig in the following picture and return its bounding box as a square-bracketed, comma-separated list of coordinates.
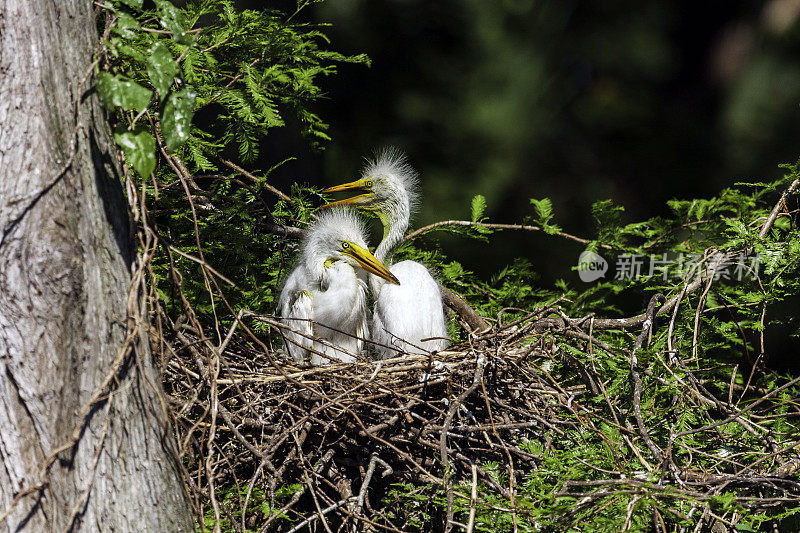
[217, 157, 294, 205]
[442, 352, 487, 533]
[351, 454, 392, 531]
[400, 220, 609, 249]
[534, 250, 735, 332]
[631, 293, 666, 466]
[285, 494, 353, 533]
[162, 240, 237, 286]
[466, 463, 478, 533]
[758, 178, 800, 238]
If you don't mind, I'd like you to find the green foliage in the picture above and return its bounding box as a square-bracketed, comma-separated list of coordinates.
[98, 0, 367, 177]
[592, 199, 625, 246]
[471, 194, 487, 222]
[146, 42, 177, 99]
[98, 0, 367, 314]
[381, 164, 800, 530]
[113, 126, 155, 177]
[162, 88, 196, 151]
[98, 1, 800, 531]
[201, 484, 303, 531]
[97, 72, 153, 112]
[529, 197, 562, 234]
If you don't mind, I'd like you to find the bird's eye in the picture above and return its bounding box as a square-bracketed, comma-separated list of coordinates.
[342, 242, 350, 250]
[365, 179, 374, 188]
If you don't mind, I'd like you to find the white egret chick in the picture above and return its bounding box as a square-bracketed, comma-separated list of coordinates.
[323, 149, 449, 358]
[278, 208, 399, 365]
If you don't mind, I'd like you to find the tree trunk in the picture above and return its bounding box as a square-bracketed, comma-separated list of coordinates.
[0, 1, 193, 531]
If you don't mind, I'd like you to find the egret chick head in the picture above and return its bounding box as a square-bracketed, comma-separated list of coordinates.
[304, 208, 399, 285]
[322, 147, 419, 227]
[305, 208, 367, 262]
[360, 147, 420, 217]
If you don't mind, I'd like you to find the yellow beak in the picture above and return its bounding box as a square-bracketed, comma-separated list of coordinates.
[343, 242, 400, 285]
[321, 179, 374, 209]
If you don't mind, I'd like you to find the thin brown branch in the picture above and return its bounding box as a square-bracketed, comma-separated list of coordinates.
[758, 178, 800, 238]
[400, 219, 609, 249]
[217, 157, 295, 205]
[631, 293, 666, 465]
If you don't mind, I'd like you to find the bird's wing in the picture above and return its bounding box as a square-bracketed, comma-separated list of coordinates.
[372, 260, 449, 357]
[310, 261, 367, 362]
[278, 268, 315, 362]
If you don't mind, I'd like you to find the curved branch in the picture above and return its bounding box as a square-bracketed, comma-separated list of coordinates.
[758, 178, 800, 238]
[400, 220, 611, 249]
[439, 285, 490, 333]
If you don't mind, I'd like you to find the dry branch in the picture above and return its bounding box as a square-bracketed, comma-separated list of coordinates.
[155, 301, 800, 530]
[399, 219, 607, 249]
[143, 168, 800, 530]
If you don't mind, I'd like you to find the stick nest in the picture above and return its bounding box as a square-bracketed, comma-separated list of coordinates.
[159, 304, 800, 532]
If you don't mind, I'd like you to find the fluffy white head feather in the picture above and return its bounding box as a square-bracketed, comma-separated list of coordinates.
[361, 147, 420, 229]
[303, 208, 369, 270]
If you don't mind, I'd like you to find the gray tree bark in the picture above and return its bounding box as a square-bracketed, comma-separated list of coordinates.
[0, 1, 193, 531]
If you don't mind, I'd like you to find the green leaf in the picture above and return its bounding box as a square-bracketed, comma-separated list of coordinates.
[114, 127, 156, 177]
[471, 194, 486, 222]
[530, 197, 562, 234]
[441, 261, 465, 281]
[274, 483, 303, 499]
[116, 0, 143, 8]
[113, 12, 140, 40]
[153, 0, 190, 44]
[147, 42, 177, 99]
[162, 89, 196, 151]
[530, 198, 554, 224]
[115, 43, 147, 63]
[97, 72, 152, 112]
[592, 199, 625, 242]
[709, 491, 736, 507]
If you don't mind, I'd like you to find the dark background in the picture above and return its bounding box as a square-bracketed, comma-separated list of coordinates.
[251, 0, 800, 285]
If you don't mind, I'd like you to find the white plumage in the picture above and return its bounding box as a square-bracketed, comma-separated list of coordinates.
[278, 208, 398, 365]
[371, 260, 448, 357]
[323, 149, 449, 358]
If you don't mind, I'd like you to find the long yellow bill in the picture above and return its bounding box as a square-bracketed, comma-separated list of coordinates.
[321, 179, 373, 209]
[343, 242, 400, 285]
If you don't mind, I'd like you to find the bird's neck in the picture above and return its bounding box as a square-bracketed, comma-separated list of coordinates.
[371, 206, 408, 295]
